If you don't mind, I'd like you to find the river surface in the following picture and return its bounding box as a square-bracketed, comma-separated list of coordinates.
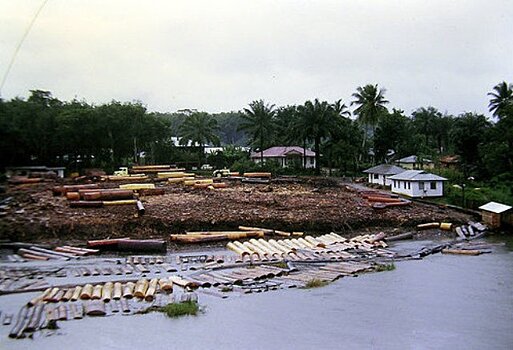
[1, 238, 512, 350]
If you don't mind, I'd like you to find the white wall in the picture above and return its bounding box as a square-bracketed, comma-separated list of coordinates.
[391, 180, 444, 197]
[251, 156, 316, 169]
[368, 173, 392, 186]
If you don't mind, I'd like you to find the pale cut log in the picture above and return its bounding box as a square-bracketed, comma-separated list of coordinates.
[417, 222, 440, 230]
[442, 249, 481, 255]
[144, 279, 158, 301]
[134, 279, 149, 298]
[71, 286, 82, 301]
[122, 282, 135, 299]
[112, 282, 123, 300]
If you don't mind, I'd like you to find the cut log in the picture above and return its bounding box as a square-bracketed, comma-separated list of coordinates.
[69, 200, 103, 208]
[83, 190, 134, 201]
[102, 199, 138, 206]
[455, 226, 467, 239]
[122, 282, 135, 299]
[116, 239, 166, 252]
[442, 249, 481, 256]
[384, 232, 414, 242]
[417, 222, 440, 230]
[80, 284, 94, 300]
[119, 183, 155, 190]
[134, 279, 149, 298]
[112, 282, 122, 300]
[144, 279, 159, 301]
[136, 200, 145, 216]
[243, 172, 272, 178]
[87, 237, 130, 248]
[440, 222, 452, 231]
[84, 301, 106, 316]
[18, 248, 66, 260]
[91, 285, 103, 300]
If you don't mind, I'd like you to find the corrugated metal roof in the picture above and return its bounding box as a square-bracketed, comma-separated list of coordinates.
[363, 164, 405, 175]
[478, 201, 512, 214]
[250, 146, 315, 158]
[397, 155, 433, 164]
[388, 170, 447, 181]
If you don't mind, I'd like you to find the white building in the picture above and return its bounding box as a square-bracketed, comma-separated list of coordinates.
[250, 146, 316, 169]
[388, 170, 447, 197]
[363, 164, 405, 186]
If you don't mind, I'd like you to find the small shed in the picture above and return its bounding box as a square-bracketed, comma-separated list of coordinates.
[363, 164, 405, 186]
[478, 202, 513, 229]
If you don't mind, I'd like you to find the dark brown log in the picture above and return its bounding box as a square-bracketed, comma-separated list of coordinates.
[116, 239, 166, 252]
[86, 237, 130, 248]
[24, 304, 44, 332]
[384, 232, 414, 242]
[84, 300, 106, 316]
[83, 190, 134, 201]
[8, 306, 29, 338]
[138, 188, 165, 196]
[69, 200, 103, 208]
[8, 177, 43, 185]
[66, 192, 80, 201]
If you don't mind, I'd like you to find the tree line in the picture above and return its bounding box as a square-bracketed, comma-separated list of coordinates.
[0, 82, 512, 186]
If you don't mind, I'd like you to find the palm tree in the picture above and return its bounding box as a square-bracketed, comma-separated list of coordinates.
[240, 100, 276, 165]
[296, 99, 346, 175]
[488, 81, 513, 118]
[351, 84, 389, 158]
[179, 112, 220, 164]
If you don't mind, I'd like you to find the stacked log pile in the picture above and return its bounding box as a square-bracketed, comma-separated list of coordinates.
[359, 190, 411, 209]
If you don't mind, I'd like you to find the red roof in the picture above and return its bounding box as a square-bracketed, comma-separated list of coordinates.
[250, 146, 315, 158]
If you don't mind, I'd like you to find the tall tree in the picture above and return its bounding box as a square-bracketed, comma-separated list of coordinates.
[351, 84, 389, 159]
[297, 99, 347, 175]
[240, 100, 276, 165]
[488, 81, 513, 119]
[179, 112, 220, 163]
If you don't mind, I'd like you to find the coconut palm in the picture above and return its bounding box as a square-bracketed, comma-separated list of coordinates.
[179, 112, 220, 163]
[296, 99, 346, 175]
[240, 100, 276, 165]
[488, 81, 513, 118]
[351, 84, 389, 158]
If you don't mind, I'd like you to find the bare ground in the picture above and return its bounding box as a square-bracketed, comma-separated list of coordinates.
[0, 178, 473, 244]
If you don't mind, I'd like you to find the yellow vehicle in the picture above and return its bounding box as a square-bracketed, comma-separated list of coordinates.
[113, 167, 129, 176]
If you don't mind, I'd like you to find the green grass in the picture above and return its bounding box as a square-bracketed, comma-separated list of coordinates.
[161, 301, 199, 318]
[305, 278, 329, 289]
[375, 263, 396, 272]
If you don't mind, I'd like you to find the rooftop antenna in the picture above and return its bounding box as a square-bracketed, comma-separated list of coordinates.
[0, 0, 49, 97]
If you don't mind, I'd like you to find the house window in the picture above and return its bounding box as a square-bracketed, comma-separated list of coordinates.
[419, 182, 425, 190]
[393, 180, 396, 187]
[407, 182, 411, 190]
[374, 174, 379, 180]
[430, 181, 437, 190]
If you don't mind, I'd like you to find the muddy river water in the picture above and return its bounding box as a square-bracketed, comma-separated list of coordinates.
[1, 238, 512, 350]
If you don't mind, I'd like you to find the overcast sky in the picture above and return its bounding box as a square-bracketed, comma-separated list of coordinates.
[1, 0, 512, 116]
